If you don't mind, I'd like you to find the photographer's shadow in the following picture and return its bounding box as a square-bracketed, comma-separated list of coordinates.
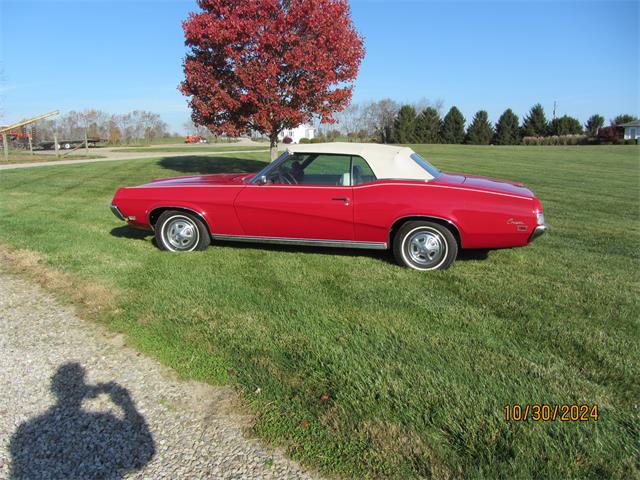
[9, 363, 155, 479]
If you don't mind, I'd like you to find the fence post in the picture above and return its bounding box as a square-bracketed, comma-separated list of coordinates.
[2, 134, 8, 161]
[54, 132, 60, 158]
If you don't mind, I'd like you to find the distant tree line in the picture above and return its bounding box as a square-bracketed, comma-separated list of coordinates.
[32, 110, 171, 145]
[320, 100, 638, 145]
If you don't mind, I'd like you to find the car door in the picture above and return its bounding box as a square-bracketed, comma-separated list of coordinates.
[234, 153, 354, 240]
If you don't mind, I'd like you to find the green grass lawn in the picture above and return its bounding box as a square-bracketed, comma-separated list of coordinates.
[116, 145, 265, 153]
[0, 145, 638, 478]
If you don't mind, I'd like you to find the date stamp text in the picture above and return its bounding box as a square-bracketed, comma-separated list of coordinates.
[504, 404, 598, 422]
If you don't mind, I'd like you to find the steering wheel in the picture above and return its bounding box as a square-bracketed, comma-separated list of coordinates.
[277, 172, 298, 185]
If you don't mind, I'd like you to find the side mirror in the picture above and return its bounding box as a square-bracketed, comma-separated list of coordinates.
[257, 175, 268, 185]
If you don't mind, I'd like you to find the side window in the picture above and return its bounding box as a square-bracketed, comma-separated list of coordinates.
[268, 154, 351, 186]
[351, 156, 377, 185]
[302, 154, 351, 185]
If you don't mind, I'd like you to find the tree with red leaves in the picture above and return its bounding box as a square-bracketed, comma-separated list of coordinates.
[180, 0, 365, 160]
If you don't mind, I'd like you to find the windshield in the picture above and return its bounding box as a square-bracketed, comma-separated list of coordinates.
[250, 151, 291, 183]
[410, 153, 441, 179]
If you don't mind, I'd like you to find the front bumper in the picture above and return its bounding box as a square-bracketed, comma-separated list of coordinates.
[529, 224, 548, 242]
[110, 204, 126, 221]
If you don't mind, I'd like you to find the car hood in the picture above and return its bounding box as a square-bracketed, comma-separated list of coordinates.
[436, 172, 534, 198]
[141, 173, 254, 187]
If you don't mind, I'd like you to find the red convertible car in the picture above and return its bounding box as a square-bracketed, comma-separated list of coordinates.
[110, 143, 547, 270]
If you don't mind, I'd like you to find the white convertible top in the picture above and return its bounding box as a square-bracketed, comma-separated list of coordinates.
[287, 142, 433, 180]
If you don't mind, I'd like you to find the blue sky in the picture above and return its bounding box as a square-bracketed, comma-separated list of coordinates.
[1, 0, 638, 132]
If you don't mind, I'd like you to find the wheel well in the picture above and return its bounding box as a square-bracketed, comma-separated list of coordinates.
[390, 216, 462, 249]
[148, 207, 211, 233]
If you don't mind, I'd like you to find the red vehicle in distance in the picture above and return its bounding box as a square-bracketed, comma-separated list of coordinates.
[184, 135, 208, 144]
[110, 143, 548, 270]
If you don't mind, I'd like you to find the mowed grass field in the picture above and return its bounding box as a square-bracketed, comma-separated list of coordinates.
[0, 145, 638, 478]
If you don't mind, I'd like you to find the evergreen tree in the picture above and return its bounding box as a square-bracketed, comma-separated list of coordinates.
[585, 114, 604, 137]
[493, 109, 520, 145]
[549, 115, 583, 135]
[465, 110, 493, 145]
[439, 106, 465, 144]
[391, 105, 418, 143]
[612, 114, 638, 125]
[414, 107, 441, 143]
[521, 103, 548, 137]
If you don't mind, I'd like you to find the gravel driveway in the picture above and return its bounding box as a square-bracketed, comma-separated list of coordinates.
[0, 267, 319, 479]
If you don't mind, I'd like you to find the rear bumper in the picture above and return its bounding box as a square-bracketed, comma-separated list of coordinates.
[110, 204, 126, 221]
[529, 224, 548, 242]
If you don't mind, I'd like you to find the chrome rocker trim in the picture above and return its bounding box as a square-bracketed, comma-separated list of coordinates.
[110, 204, 126, 221]
[212, 234, 388, 250]
[529, 224, 548, 242]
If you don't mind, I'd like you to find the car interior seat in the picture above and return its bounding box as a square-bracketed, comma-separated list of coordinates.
[339, 172, 351, 186]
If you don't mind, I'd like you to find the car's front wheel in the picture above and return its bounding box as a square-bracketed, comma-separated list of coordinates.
[155, 210, 210, 252]
[393, 221, 458, 270]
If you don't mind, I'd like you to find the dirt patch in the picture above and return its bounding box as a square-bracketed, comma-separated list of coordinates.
[0, 245, 117, 316]
[359, 420, 453, 480]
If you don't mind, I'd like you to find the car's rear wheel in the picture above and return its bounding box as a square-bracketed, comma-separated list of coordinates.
[393, 221, 457, 270]
[155, 210, 210, 252]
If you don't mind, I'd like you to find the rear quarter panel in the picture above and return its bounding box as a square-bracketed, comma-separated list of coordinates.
[353, 182, 537, 248]
[113, 185, 245, 234]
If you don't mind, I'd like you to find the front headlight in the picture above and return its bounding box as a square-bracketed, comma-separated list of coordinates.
[536, 211, 545, 225]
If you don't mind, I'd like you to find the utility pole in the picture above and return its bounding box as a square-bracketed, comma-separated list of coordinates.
[552, 101, 557, 120]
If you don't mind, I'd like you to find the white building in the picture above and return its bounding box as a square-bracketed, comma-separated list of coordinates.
[620, 120, 640, 141]
[279, 124, 315, 144]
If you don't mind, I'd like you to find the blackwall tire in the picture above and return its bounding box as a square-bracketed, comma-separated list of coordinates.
[155, 210, 211, 252]
[393, 221, 458, 271]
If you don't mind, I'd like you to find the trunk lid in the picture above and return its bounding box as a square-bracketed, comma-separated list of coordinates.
[437, 172, 534, 198]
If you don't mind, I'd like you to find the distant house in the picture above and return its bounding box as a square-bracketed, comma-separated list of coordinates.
[619, 120, 640, 140]
[279, 124, 315, 144]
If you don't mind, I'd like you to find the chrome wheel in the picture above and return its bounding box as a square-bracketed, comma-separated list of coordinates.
[162, 216, 199, 251]
[405, 228, 446, 268]
[393, 221, 457, 271]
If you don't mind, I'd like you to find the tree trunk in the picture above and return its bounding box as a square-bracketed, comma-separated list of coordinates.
[269, 133, 279, 162]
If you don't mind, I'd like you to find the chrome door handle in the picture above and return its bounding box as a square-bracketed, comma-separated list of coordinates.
[332, 197, 350, 202]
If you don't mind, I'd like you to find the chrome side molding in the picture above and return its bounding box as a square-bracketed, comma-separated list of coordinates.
[212, 234, 388, 250]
